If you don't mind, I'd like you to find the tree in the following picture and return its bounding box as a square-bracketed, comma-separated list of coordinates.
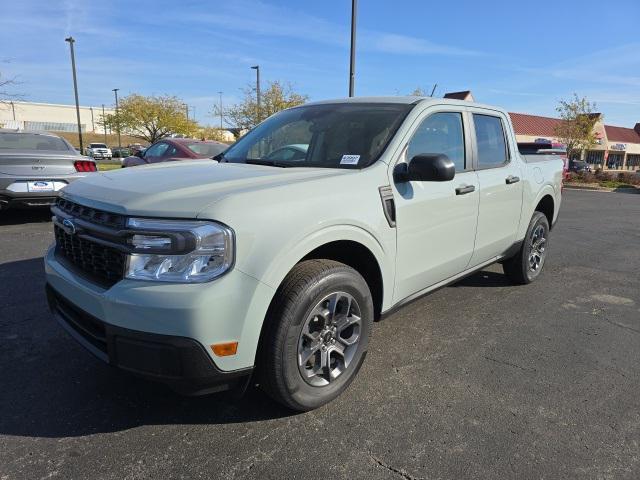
[214, 81, 308, 130]
[198, 126, 230, 143]
[99, 94, 199, 144]
[0, 68, 22, 105]
[409, 87, 426, 96]
[554, 94, 600, 160]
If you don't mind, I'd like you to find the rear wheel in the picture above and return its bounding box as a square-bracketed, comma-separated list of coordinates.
[503, 211, 550, 284]
[259, 259, 373, 411]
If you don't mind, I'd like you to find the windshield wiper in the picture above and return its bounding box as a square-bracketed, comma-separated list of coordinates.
[244, 158, 291, 168]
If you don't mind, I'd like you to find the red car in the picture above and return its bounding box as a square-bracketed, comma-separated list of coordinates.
[122, 138, 227, 167]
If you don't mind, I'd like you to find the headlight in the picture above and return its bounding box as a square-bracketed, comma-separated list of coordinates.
[125, 218, 234, 283]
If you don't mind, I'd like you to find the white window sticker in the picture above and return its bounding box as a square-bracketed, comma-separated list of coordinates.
[340, 154, 360, 165]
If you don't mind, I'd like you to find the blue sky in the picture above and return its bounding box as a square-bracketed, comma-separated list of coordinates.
[2, 0, 639, 127]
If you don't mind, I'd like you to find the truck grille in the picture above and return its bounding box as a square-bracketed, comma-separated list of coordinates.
[56, 197, 125, 229]
[53, 198, 127, 287]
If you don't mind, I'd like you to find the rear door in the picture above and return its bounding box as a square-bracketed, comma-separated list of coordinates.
[467, 110, 523, 266]
[392, 106, 480, 303]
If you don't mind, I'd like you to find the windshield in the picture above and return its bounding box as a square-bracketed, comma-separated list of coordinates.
[222, 103, 413, 168]
[187, 142, 227, 157]
[90, 143, 107, 148]
[0, 133, 71, 151]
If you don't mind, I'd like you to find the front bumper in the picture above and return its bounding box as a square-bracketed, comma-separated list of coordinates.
[44, 244, 275, 375]
[46, 284, 252, 394]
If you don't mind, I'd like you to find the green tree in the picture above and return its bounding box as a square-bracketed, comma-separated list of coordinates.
[214, 81, 308, 130]
[99, 94, 199, 144]
[554, 94, 600, 160]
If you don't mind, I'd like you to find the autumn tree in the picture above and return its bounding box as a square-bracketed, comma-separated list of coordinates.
[213, 81, 308, 130]
[100, 94, 199, 144]
[554, 94, 600, 160]
[198, 126, 231, 143]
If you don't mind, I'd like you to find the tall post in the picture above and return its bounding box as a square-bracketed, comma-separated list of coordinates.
[65, 37, 83, 152]
[10, 101, 15, 120]
[90, 107, 95, 132]
[348, 0, 357, 97]
[218, 91, 223, 129]
[101, 104, 107, 144]
[251, 65, 261, 123]
[112, 88, 121, 148]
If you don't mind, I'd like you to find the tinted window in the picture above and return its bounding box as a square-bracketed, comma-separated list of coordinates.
[145, 142, 170, 157]
[473, 114, 508, 167]
[0, 133, 71, 151]
[407, 112, 465, 171]
[222, 103, 412, 169]
[90, 143, 107, 149]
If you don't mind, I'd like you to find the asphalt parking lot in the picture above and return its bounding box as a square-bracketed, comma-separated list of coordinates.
[1, 189, 639, 479]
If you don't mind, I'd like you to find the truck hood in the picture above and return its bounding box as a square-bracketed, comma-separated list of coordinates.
[60, 160, 349, 217]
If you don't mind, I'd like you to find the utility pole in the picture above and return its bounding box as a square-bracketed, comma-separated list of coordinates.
[251, 65, 261, 122]
[348, 0, 357, 97]
[101, 104, 107, 144]
[10, 101, 15, 121]
[65, 37, 83, 152]
[218, 91, 223, 129]
[90, 107, 95, 132]
[112, 88, 121, 148]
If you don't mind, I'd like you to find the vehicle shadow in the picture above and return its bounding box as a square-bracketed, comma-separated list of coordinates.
[0, 257, 297, 440]
[0, 208, 52, 226]
[452, 269, 511, 288]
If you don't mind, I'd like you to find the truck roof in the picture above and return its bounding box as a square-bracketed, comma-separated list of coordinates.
[303, 96, 507, 113]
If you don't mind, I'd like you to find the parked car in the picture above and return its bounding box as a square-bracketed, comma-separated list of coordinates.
[112, 147, 131, 159]
[85, 143, 112, 160]
[568, 159, 591, 173]
[45, 97, 563, 411]
[122, 138, 227, 167]
[0, 130, 96, 210]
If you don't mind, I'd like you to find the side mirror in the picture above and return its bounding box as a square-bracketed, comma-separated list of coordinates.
[393, 154, 455, 183]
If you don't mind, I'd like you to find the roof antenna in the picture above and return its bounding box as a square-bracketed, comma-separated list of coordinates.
[430, 83, 438, 97]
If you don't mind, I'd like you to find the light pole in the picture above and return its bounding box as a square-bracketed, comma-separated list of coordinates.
[65, 36, 84, 152]
[101, 104, 107, 144]
[90, 106, 95, 132]
[251, 65, 261, 122]
[218, 91, 223, 129]
[348, 0, 357, 97]
[112, 88, 121, 148]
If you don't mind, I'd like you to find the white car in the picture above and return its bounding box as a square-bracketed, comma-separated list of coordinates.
[85, 143, 112, 160]
[45, 97, 563, 411]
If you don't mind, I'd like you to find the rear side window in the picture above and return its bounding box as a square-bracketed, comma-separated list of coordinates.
[407, 112, 465, 171]
[473, 114, 508, 168]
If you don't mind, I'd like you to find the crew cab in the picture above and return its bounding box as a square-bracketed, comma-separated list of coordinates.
[44, 97, 563, 411]
[85, 143, 112, 160]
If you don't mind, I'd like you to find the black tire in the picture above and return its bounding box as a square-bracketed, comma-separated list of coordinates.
[503, 211, 550, 285]
[258, 259, 374, 411]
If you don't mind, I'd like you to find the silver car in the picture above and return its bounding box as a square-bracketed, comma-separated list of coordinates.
[0, 130, 97, 210]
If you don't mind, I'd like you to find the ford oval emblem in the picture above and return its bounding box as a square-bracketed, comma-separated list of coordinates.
[62, 218, 77, 235]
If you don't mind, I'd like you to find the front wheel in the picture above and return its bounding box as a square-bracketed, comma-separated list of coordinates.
[503, 211, 550, 284]
[259, 260, 374, 411]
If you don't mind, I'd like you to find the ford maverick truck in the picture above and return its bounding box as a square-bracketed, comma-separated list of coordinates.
[45, 97, 563, 411]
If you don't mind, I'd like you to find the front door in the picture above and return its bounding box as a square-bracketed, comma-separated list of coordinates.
[468, 111, 523, 266]
[392, 107, 480, 303]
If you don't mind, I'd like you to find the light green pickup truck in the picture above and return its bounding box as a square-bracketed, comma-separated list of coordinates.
[45, 97, 563, 411]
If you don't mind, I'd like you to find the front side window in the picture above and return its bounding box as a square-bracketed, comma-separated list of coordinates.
[407, 112, 465, 171]
[473, 114, 508, 168]
[222, 103, 413, 168]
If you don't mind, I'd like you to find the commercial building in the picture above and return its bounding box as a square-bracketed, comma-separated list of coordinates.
[509, 112, 640, 171]
[0, 101, 114, 133]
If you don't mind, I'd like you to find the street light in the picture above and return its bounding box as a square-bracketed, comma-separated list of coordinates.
[112, 88, 121, 148]
[218, 91, 223, 129]
[65, 36, 84, 152]
[251, 65, 261, 122]
[348, 0, 357, 97]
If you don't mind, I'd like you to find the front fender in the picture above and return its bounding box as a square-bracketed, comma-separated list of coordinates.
[239, 224, 395, 311]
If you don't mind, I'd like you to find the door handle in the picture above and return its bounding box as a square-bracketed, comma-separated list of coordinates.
[455, 184, 475, 195]
[506, 175, 520, 184]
